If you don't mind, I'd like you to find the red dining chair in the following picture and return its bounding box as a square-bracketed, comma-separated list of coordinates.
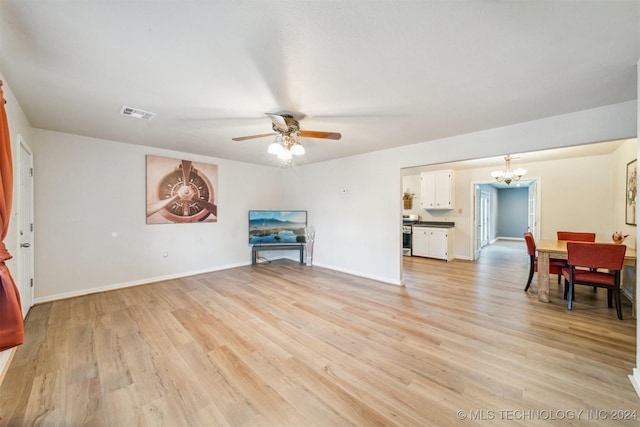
[561, 242, 627, 320]
[556, 231, 596, 242]
[523, 232, 566, 292]
[557, 231, 597, 292]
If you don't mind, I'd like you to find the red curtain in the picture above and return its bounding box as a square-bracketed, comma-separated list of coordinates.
[0, 80, 24, 351]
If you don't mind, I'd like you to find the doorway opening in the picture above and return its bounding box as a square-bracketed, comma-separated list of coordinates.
[471, 179, 538, 261]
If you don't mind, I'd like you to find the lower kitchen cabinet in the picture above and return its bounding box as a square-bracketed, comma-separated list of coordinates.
[411, 227, 454, 261]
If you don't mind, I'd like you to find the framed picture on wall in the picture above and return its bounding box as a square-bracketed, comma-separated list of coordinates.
[146, 155, 218, 224]
[626, 159, 637, 226]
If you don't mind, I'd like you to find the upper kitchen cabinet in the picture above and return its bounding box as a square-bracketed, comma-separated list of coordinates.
[420, 170, 454, 210]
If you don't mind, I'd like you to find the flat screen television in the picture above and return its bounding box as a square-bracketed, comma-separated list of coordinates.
[249, 210, 307, 245]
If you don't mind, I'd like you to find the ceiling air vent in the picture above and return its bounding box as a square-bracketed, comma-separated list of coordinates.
[120, 106, 156, 120]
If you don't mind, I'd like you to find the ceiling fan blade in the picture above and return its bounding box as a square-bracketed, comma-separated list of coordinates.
[232, 133, 275, 141]
[297, 130, 342, 140]
[265, 113, 289, 132]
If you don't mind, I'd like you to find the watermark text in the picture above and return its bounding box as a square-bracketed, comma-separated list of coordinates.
[456, 409, 638, 422]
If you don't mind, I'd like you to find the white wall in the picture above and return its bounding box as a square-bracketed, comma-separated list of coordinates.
[401, 174, 420, 216]
[284, 155, 402, 283]
[612, 139, 638, 243]
[541, 150, 635, 242]
[31, 129, 286, 301]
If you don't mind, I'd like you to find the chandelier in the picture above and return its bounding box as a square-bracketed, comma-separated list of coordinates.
[491, 155, 527, 185]
[267, 134, 305, 161]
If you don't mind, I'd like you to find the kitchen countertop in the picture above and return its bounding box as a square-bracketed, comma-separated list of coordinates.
[412, 221, 455, 228]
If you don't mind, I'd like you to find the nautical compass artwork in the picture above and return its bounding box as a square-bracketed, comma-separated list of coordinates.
[146, 155, 218, 224]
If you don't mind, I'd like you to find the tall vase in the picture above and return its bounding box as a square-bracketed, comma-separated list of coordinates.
[305, 226, 315, 266]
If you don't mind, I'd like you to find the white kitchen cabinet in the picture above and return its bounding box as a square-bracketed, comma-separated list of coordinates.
[428, 228, 449, 260]
[420, 169, 454, 210]
[411, 227, 430, 257]
[411, 226, 454, 261]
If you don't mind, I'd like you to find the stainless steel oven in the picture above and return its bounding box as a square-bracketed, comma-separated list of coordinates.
[402, 214, 419, 256]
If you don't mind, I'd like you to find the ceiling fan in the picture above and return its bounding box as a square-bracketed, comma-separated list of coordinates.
[232, 112, 342, 141]
[232, 112, 341, 160]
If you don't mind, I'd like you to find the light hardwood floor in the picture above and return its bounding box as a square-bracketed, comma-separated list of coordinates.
[1, 241, 639, 426]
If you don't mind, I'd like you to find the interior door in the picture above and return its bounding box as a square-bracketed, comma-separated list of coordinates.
[473, 185, 481, 259]
[17, 136, 34, 316]
[473, 185, 491, 260]
[480, 191, 490, 247]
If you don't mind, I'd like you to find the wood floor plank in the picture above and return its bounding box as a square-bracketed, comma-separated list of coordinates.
[1, 240, 639, 425]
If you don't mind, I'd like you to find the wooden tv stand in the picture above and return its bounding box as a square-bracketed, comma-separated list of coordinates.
[251, 244, 305, 266]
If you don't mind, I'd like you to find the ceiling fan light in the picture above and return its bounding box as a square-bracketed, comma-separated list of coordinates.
[277, 149, 292, 160]
[290, 143, 305, 155]
[267, 141, 283, 154]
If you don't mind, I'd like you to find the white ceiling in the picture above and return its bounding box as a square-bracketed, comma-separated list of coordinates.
[0, 1, 638, 167]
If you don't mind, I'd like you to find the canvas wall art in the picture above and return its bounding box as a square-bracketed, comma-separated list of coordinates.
[626, 159, 636, 226]
[146, 155, 218, 224]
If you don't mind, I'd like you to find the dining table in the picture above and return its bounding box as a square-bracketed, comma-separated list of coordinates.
[535, 239, 637, 303]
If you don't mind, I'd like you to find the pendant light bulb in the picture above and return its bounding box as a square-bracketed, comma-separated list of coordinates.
[268, 140, 283, 154]
[290, 143, 305, 156]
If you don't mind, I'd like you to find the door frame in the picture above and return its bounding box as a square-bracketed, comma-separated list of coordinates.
[469, 177, 540, 260]
[16, 134, 34, 315]
[527, 180, 538, 239]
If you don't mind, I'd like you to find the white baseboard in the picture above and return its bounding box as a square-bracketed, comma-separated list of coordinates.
[312, 261, 402, 286]
[33, 261, 249, 304]
[33, 257, 404, 309]
[630, 369, 640, 399]
[0, 347, 16, 388]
